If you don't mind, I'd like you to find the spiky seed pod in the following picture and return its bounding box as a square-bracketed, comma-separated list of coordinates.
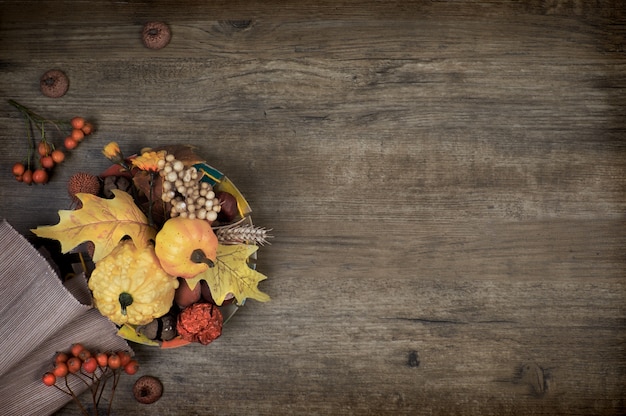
[68, 172, 101, 207]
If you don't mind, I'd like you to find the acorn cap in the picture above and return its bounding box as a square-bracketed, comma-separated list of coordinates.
[142, 21, 171, 49]
[133, 375, 164, 404]
[40, 69, 69, 98]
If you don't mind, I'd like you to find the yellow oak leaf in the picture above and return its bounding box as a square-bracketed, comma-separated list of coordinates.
[186, 244, 270, 306]
[31, 189, 156, 262]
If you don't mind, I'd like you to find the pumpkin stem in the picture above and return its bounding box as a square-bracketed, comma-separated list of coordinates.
[119, 292, 133, 316]
[190, 248, 215, 268]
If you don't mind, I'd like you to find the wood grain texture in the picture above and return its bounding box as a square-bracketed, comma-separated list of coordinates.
[1, 1, 625, 415]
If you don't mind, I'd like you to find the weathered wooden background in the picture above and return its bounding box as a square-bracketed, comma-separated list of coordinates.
[1, 1, 625, 415]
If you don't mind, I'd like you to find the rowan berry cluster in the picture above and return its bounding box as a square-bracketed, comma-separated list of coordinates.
[42, 343, 137, 416]
[8, 100, 95, 185]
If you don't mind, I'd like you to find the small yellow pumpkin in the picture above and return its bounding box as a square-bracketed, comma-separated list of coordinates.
[154, 217, 218, 279]
[88, 240, 179, 325]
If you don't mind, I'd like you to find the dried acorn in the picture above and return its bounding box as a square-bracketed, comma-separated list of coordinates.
[136, 314, 177, 341]
[160, 314, 177, 341]
[136, 319, 159, 340]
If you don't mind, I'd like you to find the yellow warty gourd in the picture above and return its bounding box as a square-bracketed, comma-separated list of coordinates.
[88, 240, 179, 325]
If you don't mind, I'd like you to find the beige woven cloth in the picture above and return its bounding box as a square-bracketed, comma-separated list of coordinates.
[0, 220, 130, 416]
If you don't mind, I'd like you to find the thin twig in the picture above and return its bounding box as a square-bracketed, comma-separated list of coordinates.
[64, 376, 90, 416]
[107, 370, 121, 416]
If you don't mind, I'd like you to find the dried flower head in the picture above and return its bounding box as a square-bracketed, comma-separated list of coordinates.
[176, 303, 223, 345]
[102, 142, 124, 164]
[131, 150, 167, 172]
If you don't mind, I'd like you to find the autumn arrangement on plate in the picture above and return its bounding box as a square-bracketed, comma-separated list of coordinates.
[32, 142, 271, 348]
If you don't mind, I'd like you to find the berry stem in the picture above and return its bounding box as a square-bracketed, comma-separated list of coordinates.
[64, 375, 91, 416]
[107, 370, 121, 416]
[23, 116, 34, 171]
[7, 99, 67, 128]
[95, 369, 108, 409]
[9, 99, 66, 174]
[92, 367, 112, 414]
[80, 369, 95, 383]
[73, 371, 92, 388]
[52, 384, 72, 397]
[148, 171, 156, 228]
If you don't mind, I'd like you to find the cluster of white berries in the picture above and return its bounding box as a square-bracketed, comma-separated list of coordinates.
[158, 153, 221, 221]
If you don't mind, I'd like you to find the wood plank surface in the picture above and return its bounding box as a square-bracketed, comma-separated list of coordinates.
[1, 1, 625, 415]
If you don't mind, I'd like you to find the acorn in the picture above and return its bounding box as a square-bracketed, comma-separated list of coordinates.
[136, 314, 177, 341]
[160, 314, 177, 341]
[136, 319, 159, 340]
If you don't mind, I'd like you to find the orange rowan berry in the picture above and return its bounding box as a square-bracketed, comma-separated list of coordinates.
[54, 351, 69, 364]
[81, 122, 94, 135]
[78, 349, 92, 361]
[82, 357, 98, 373]
[64, 136, 78, 150]
[12, 162, 25, 177]
[40, 155, 55, 169]
[107, 354, 121, 370]
[22, 170, 33, 184]
[51, 149, 65, 163]
[70, 343, 85, 357]
[42, 372, 57, 386]
[38, 141, 51, 156]
[117, 351, 132, 367]
[71, 128, 84, 142]
[52, 362, 69, 378]
[32, 168, 48, 184]
[95, 352, 109, 367]
[67, 357, 82, 374]
[70, 116, 85, 130]
[123, 360, 139, 375]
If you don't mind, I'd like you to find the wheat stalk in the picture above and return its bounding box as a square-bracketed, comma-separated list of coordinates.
[215, 223, 273, 246]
